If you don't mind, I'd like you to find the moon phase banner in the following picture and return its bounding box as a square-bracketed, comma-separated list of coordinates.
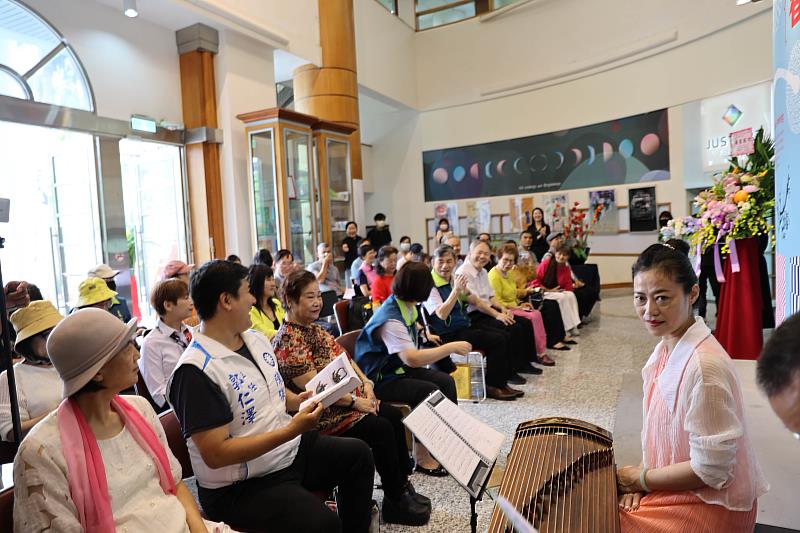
[423, 109, 670, 202]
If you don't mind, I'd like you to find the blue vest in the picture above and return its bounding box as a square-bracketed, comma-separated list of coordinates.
[426, 281, 471, 335]
[354, 295, 416, 384]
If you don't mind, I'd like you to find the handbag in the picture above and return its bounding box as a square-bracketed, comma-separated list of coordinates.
[347, 296, 374, 330]
[527, 289, 544, 310]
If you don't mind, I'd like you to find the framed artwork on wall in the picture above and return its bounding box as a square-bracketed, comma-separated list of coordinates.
[628, 187, 657, 232]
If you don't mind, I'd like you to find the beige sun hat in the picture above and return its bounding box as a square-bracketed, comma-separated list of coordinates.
[46, 308, 138, 397]
[88, 263, 119, 279]
[9, 300, 64, 350]
[75, 277, 117, 308]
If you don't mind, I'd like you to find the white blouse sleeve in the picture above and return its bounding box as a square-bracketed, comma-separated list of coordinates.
[683, 366, 743, 490]
[13, 430, 82, 533]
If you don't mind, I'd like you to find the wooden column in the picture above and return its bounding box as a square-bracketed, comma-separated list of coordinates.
[292, 0, 363, 181]
[177, 24, 225, 260]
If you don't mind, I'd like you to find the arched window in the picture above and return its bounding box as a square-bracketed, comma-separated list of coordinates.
[0, 0, 94, 111]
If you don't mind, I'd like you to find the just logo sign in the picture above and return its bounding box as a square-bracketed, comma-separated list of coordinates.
[706, 136, 729, 150]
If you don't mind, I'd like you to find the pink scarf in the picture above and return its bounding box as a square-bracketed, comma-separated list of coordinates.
[57, 395, 177, 533]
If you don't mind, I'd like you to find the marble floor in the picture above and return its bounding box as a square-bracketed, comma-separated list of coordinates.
[382, 288, 654, 532]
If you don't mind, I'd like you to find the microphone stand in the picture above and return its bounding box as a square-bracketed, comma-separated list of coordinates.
[0, 236, 23, 443]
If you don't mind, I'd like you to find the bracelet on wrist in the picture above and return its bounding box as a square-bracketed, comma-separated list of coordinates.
[639, 468, 651, 493]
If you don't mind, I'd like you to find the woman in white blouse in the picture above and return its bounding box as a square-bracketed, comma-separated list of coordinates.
[616, 243, 768, 532]
[13, 308, 231, 533]
[0, 300, 63, 441]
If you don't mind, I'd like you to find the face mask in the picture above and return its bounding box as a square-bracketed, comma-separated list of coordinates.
[400, 243, 411, 253]
[106, 280, 117, 291]
[439, 226, 448, 232]
[376, 220, 386, 228]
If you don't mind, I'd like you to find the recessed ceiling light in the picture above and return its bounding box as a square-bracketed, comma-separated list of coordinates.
[123, 0, 138, 18]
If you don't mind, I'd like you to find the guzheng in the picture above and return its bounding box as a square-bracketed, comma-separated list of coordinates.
[488, 417, 620, 533]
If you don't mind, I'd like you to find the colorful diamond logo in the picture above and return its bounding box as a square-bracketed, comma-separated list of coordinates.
[722, 104, 743, 127]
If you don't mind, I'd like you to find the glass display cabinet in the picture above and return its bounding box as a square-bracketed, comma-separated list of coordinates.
[238, 108, 355, 269]
[312, 120, 356, 269]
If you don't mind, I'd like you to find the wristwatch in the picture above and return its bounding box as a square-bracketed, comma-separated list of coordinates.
[348, 394, 357, 408]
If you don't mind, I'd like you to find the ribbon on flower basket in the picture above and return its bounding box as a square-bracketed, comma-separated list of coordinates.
[728, 239, 740, 274]
[713, 231, 726, 283]
[694, 242, 702, 276]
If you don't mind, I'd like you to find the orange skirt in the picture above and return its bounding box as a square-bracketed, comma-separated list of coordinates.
[619, 491, 757, 533]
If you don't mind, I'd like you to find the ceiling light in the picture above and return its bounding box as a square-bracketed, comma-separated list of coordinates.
[123, 0, 138, 18]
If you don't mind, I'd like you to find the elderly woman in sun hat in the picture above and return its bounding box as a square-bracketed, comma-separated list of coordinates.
[12, 308, 233, 533]
[0, 300, 63, 441]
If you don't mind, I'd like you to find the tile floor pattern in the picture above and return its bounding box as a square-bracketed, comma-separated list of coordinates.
[381, 289, 653, 532]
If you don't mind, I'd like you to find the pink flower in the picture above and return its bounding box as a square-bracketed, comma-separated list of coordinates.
[743, 185, 759, 193]
[723, 203, 738, 214]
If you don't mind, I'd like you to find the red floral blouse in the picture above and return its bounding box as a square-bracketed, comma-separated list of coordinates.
[272, 320, 366, 435]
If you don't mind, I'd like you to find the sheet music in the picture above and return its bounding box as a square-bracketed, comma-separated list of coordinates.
[403, 390, 504, 497]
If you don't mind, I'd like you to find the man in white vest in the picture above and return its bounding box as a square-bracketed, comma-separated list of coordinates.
[168, 260, 374, 533]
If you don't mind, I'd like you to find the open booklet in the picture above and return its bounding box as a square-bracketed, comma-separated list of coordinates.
[299, 353, 362, 412]
[403, 390, 504, 498]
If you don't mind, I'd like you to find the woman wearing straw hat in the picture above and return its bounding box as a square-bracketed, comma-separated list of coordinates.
[0, 300, 63, 441]
[12, 308, 233, 533]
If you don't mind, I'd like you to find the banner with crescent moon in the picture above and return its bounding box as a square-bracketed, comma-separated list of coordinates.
[423, 109, 669, 202]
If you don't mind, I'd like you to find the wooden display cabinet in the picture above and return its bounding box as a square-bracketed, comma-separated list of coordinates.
[237, 108, 355, 268]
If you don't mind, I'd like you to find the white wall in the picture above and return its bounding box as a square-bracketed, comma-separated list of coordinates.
[215, 29, 277, 262]
[26, 0, 183, 122]
[364, 8, 773, 285]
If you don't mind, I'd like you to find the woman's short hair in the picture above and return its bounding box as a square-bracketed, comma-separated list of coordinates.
[632, 243, 698, 294]
[555, 244, 572, 255]
[190, 260, 249, 321]
[345, 221, 357, 231]
[392, 262, 434, 302]
[376, 246, 398, 275]
[498, 243, 518, 261]
[358, 244, 374, 258]
[248, 264, 276, 313]
[150, 278, 190, 316]
[282, 269, 317, 308]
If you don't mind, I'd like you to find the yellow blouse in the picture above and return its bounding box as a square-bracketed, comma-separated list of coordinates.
[249, 298, 286, 339]
[488, 267, 519, 308]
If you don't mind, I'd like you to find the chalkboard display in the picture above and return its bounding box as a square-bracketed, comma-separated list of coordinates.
[423, 109, 670, 202]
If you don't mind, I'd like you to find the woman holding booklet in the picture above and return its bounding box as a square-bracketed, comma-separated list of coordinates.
[273, 270, 432, 527]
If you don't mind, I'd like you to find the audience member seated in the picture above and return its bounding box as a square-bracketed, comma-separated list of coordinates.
[88, 263, 132, 322]
[138, 279, 194, 409]
[757, 312, 800, 435]
[274, 249, 297, 288]
[366, 213, 393, 249]
[26, 283, 43, 302]
[349, 239, 371, 283]
[308, 242, 344, 297]
[434, 218, 454, 246]
[167, 260, 374, 532]
[617, 244, 767, 531]
[354, 262, 469, 477]
[371, 245, 398, 305]
[74, 277, 116, 313]
[248, 264, 285, 339]
[1, 301, 63, 441]
[542, 232, 597, 318]
[356, 244, 377, 298]
[476, 233, 498, 270]
[526, 207, 550, 262]
[273, 270, 431, 526]
[423, 245, 522, 401]
[13, 308, 231, 533]
[445, 235, 464, 268]
[252, 248, 274, 267]
[456, 240, 542, 376]
[397, 243, 424, 271]
[489, 244, 556, 366]
[226, 254, 242, 264]
[517, 230, 537, 268]
[533, 244, 582, 335]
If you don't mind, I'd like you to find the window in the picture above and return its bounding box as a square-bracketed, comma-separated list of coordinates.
[0, 0, 93, 111]
[415, 0, 527, 30]
[375, 0, 398, 14]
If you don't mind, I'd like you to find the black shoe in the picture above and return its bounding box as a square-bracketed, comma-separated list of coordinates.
[406, 481, 431, 508]
[516, 363, 543, 375]
[507, 373, 526, 385]
[563, 339, 578, 345]
[382, 491, 431, 526]
[553, 345, 571, 351]
[415, 464, 449, 477]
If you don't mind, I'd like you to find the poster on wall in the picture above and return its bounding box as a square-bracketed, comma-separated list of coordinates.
[466, 200, 491, 236]
[543, 194, 568, 233]
[508, 197, 534, 232]
[773, 0, 800, 322]
[433, 203, 459, 236]
[588, 190, 619, 234]
[628, 187, 657, 232]
[422, 109, 670, 202]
